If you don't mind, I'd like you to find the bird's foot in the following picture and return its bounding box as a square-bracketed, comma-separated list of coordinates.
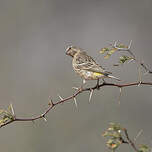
[95, 84, 100, 90]
[95, 79, 100, 90]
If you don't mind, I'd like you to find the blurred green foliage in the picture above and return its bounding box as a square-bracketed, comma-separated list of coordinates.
[0, 104, 15, 127]
[103, 123, 150, 152]
[99, 42, 133, 65]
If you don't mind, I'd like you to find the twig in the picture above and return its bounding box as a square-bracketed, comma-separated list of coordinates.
[73, 97, 78, 108]
[134, 129, 143, 142]
[118, 87, 122, 105]
[0, 81, 152, 128]
[123, 128, 139, 152]
[113, 40, 152, 74]
[89, 89, 94, 102]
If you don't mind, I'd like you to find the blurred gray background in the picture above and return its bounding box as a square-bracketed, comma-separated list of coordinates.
[0, 0, 152, 151]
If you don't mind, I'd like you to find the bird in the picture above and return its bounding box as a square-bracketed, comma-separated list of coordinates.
[66, 46, 120, 89]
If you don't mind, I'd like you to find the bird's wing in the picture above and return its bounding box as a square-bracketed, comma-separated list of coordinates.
[75, 52, 112, 75]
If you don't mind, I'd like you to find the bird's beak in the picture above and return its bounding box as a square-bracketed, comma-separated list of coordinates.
[65, 46, 72, 55]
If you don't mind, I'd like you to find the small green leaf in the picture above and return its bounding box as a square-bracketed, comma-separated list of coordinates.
[102, 131, 110, 137]
[109, 123, 122, 131]
[103, 131, 121, 138]
[100, 47, 110, 54]
[108, 48, 117, 55]
[0, 105, 15, 127]
[106, 139, 121, 150]
[119, 55, 132, 64]
[104, 54, 111, 59]
[138, 144, 150, 152]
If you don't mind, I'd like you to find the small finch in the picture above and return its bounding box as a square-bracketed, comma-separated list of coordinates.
[66, 46, 120, 88]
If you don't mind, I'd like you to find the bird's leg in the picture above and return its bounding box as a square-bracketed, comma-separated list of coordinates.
[102, 78, 106, 84]
[95, 79, 100, 90]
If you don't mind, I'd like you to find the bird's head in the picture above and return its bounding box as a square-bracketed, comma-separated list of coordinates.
[66, 46, 79, 57]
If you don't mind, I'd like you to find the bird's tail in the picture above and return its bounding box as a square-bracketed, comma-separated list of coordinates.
[107, 75, 121, 81]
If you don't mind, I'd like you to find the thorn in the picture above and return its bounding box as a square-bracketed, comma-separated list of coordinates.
[134, 129, 143, 142]
[41, 114, 47, 122]
[48, 96, 54, 106]
[118, 87, 122, 105]
[113, 40, 118, 47]
[48, 101, 52, 106]
[10, 103, 15, 116]
[127, 58, 134, 64]
[58, 94, 64, 101]
[137, 65, 142, 85]
[73, 97, 78, 108]
[72, 87, 79, 90]
[72, 86, 83, 92]
[43, 116, 47, 122]
[138, 81, 142, 86]
[128, 40, 132, 49]
[89, 89, 94, 102]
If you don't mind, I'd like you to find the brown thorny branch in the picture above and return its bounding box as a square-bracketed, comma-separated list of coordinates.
[0, 41, 152, 123]
[1, 81, 152, 129]
[0, 41, 152, 136]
